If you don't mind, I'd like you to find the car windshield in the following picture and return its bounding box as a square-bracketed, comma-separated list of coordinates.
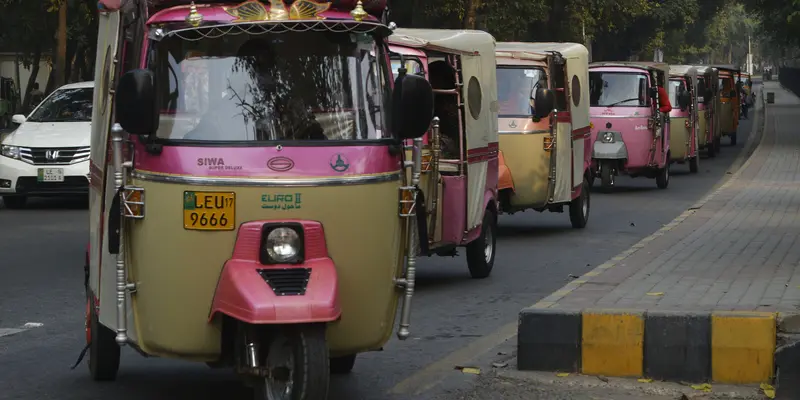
[669, 79, 685, 107]
[152, 31, 390, 142]
[497, 67, 546, 116]
[390, 57, 424, 77]
[589, 72, 648, 107]
[27, 87, 93, 122]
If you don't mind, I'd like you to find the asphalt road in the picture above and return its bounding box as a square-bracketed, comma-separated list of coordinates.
[0, 100, 757, 400]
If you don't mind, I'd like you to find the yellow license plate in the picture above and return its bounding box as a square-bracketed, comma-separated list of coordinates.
[183, 191, 235, 231]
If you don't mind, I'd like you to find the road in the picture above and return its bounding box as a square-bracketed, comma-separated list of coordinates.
[0, 108, 756, 400]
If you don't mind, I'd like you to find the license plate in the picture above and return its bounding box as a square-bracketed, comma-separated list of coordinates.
[183, 191, 235, 231]
[37, 168, 64, 182]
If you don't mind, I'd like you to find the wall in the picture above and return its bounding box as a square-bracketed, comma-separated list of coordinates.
[0, 53, 52, 96]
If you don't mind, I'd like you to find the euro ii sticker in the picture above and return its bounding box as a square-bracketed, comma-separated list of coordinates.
[262, 193, 302, 210]
[330, 153, 350, 172]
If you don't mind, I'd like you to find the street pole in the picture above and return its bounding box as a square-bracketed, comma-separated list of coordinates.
[747, 34, 753, 74]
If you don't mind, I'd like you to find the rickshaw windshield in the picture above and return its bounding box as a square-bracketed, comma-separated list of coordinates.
[27, 87, 94, 122]
[669, 79, 686, 108]
[150, 31, 390, 142]
[390, 57, 424, 77]
[589, 71, 648, 107]
[497, 67, 545, 116]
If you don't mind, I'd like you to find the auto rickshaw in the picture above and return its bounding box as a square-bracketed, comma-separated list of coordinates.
[387, 28, 500, 278]
[589, 62, 672, 189]
[714, 64, 741, 145]
[492, 42, 591, 228]
[667, 65, 699, 173]
[81, 1, 435, 398]
[693, 66, 720, 157]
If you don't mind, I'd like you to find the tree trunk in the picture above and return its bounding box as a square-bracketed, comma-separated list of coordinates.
[22, 47, 42, 113]
[464, 0, 482, 29]
[55, 0, 68, 88]
[14, 54, 22, 111]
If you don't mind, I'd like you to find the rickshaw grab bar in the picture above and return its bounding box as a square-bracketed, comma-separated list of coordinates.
[396, 137, 423, 340]
[111, 123, 136, 346]
[130, 171, 402, 187]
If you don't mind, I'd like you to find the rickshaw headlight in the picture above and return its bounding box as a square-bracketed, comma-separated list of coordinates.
[601, 131, 615, 143]
[263, 226, 302, 264]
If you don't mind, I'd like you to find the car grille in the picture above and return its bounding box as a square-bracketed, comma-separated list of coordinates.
[15, 176, 89, 195]
[19, 147, 90, 165]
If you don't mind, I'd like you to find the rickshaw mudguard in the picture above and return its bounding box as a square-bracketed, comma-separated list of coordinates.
[497, 151, 515, 191]
[208, 221, 341, 325]
[592, 138, 629, 160]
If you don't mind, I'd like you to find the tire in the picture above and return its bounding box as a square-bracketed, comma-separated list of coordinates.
[656, 162, 670, 189]
[714, 137, 722, 153]
[569, 177, 590, 229]
[600, 162, 613, 189]
[254, 325, 329, 400]
[730, 132, 737, 146]
[330, 354, 356, 374]
[466, 209, 497, 279]
[689, 156, 699, 173]
[87, 296, 121, 381]
[2, 196, 26, 209]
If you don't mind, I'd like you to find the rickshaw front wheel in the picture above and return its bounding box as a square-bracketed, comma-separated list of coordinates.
[656, 161, 670, 189]
[253, 324, 329, 400]
[87, 297, 120, 381]
[466, 209, 497, 279]
[689, 156, 699, 173]
[330, 354, 357, 374]
[730, 132, 738, 146]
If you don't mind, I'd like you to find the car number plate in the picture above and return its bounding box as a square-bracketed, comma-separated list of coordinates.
[183, 191, 235, 231]
[37, 168, 64, 182]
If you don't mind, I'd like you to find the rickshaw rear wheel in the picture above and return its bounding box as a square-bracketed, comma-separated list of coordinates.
[466, 209, 497, 279]
[330, 354, 357, 374]
[689, 156, 699, 173]
[656, 161, 670, 189]
[252, 324, 329, 400]
[569, 177, 590, 229]
[730, 132, 738, 146]
[87, 297, 120, 381]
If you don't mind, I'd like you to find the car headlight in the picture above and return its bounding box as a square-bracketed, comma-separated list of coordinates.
[601, 132, 615, 143]
[261, 225, 304, 264]
[1, 145, 19, 159]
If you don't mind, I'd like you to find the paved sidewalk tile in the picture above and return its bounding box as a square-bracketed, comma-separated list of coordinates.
[554, 82, 800, 313]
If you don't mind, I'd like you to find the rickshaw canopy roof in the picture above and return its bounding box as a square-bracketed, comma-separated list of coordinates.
[387, 28, 496, 56]
[669, 65, 698, 79]
[495, 42, 587, 62]
[710, 64, 740, 73]
[590, 61, 669, 75]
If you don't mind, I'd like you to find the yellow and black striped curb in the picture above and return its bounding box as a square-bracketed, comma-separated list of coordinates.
[517, 308, 777, 384]
[517, 86, 779, 385]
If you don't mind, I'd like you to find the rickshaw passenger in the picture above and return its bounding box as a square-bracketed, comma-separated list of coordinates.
[428, 60, 460, 160]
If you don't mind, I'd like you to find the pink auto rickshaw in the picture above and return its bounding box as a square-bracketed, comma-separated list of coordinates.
[589, 62, 672, 189]
[668, 65, 699, 173]
[388, 28, 501, 279]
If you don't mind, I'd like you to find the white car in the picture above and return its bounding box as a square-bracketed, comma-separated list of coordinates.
[0, 81, 94, 209]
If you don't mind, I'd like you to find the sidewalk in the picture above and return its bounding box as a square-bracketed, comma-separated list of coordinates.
[518, 81, 800, 387]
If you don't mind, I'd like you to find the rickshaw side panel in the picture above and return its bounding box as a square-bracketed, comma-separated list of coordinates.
[440, 175, 467, 244]
[499, 120, 551, 208]
[462, 46, 500, 231]
[553, 118, 572, 203]
[210, 221, 341, 324]
[497, 151, 515, 191]
[566, 50, 591, 193]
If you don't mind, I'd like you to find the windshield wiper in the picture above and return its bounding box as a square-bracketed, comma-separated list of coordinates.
[606, 98, 641, 107]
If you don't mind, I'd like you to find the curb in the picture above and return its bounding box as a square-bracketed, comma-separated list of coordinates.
[518, 308, 776, 384]
[517, 84, 781, 386]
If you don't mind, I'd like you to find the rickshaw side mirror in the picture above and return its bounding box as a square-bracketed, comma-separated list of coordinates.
[532, 87, 555, 119]
[392, 73, 434, 140]
[115, 69, 159, 135]
[649, 87, 659, 100]
[678, 90, 691, 110]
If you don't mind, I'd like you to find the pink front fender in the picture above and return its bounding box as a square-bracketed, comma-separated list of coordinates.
[209, 221, 342, 325]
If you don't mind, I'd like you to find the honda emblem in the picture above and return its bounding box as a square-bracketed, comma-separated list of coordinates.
[45, 150, 60, 161]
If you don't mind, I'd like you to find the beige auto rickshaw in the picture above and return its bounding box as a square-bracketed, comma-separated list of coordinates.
[693, 66, 720, 157]
[494, 42, 592, 228]
[387, 28, 501, 278]
[668, 65, 700, 173]
[80, 1, 437, 398]
[714, 64, 741, 146]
